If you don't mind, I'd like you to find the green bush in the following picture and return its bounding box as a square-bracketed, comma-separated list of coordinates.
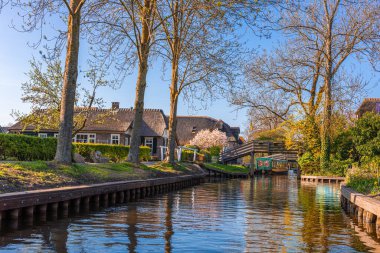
[73, 143, 151, 162]
[208, 146, 221, 157]
[181, 149, 195, 162]
[200, 149, 211, 163]
[298, 152, 320, 175]
[0, 134, 151, 162]
[0, 133, 57, 161]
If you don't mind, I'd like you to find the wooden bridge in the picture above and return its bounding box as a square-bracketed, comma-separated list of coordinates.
[220, 140, 299, 164]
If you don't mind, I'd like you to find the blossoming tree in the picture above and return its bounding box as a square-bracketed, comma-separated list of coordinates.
[189, 130, 228, 150]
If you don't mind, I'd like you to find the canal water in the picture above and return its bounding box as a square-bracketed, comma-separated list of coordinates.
[1, 175, 380, 252]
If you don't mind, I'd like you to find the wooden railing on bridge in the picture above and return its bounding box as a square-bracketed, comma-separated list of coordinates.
[220, 140, 298, 163]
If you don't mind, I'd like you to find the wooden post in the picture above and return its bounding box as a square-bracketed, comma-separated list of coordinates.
[118, 191, 125, 203]
[249, 151, 255, 177]
[72, 198, 81, 214]
[38, 204, 47, 222]
[49, 203, 58, 220]
[358, 207, 364, 224]
[102, 194, 109, 207]
[81, 197, 90, 213]
[60, 201, 69, 218]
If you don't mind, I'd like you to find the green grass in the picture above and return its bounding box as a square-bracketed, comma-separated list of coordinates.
[0, 161, 199, 193]
[346, 174, 380, 195]
[204, 163, 249, 174]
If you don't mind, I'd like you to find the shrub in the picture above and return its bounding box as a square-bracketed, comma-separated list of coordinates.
[73, 143, 151, 162]
[298, 152, 320, 175]
[208, 146, 221, 157]
[181, 149, 195, 162]
[0, 134, 151, 162]
[0, 133, 57, 161]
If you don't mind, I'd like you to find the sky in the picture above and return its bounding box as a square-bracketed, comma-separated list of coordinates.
[0, 5, 379, 132]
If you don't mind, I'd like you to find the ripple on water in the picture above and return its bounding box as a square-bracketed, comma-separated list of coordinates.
[0, 176, 380, 252]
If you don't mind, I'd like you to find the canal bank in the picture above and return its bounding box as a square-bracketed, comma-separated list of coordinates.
[0, 174, 204, 230]
[340, 184, 380, 235]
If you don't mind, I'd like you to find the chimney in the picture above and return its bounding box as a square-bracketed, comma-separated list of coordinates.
[111, 102, 120, 110]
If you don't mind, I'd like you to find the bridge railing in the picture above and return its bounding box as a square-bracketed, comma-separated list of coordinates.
[219, 140, 298, 163]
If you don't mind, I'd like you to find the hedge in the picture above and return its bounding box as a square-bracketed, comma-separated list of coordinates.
[0, 133, 57, 161]
[73, 143, 151, 162]
[0, 134, 151, 162]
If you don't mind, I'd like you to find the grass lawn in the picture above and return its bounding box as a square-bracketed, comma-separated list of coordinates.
[204, 163, 249, 174]
[0, 161, 202, 193]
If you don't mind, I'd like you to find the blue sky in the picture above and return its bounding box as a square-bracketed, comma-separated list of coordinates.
[0, 7, 379, 131]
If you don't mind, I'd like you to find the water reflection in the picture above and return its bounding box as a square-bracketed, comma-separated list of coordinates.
[0, 176, 380, 252]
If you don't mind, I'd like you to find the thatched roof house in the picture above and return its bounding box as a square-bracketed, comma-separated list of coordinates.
[356, 98, 380, 118]
[9, 102, 169, 156]
[175, 116, 241, 147]
[9, 102, 241, 155]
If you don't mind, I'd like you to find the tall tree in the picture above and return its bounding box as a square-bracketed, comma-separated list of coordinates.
[12, 52, 111, 134]
[276, 0, 380, 170]
[156, 0, 258, 163]
[87, 0, 158, 163]
[235, 0, 380, 171]
[13, 0, 94, 164]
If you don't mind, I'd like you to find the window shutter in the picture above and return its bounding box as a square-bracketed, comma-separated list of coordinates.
[153, 137, 157, 154]
[141, 137, 145, 145]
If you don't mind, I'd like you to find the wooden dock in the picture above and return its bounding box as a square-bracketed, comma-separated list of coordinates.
[301, 175, 345, 183]
[341, 185, 380, 235]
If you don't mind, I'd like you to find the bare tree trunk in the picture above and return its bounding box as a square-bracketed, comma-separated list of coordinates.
[321, 77, 332, 170]
[127, 54, 149, 163]
[167, 68, 179, 164]
[54, 0, 81, 164]
[127, 0, 154, 163]
[321, 16, 333, 171]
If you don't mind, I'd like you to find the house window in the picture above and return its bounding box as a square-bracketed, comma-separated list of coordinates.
[54, 133, 59, 138]
[191, 127, 197, 134]
[76, 134, 88, 143]
[111, 134, 120, 145]
[125, 137, 130, 146]
[88, 134, 96, 143]
[38, 133, 48, 138]
[145, 137, 154, 152]
[74, 133, 96, 143]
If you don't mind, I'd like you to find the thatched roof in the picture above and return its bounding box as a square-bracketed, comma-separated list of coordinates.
[175, 116, 240, 146]
[357, 98, 380, 118]
[9, 107, 168, 136]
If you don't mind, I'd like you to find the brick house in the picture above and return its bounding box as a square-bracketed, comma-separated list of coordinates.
[8, 102, 169, 157]
[356, 98, 380, 118]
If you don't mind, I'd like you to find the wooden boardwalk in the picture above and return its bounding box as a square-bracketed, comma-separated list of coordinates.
[220, 141, 298, 164]
[301, 175, 345, 184]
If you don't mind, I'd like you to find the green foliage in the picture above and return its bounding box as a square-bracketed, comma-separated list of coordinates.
[200, 149, 211, 162]
[0, 133, 57, 161]
[332, 130, 357, 161]
[0, 134, 151, 162]
[208, 146, 221, 157]
[346, 165, 380, 195]
[204, 163, 249, 173]
[298, 152, 320, 175]
[351, 112, 380, 163]
[73, 143, 151, 162]
[181, 149, 195, 162]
